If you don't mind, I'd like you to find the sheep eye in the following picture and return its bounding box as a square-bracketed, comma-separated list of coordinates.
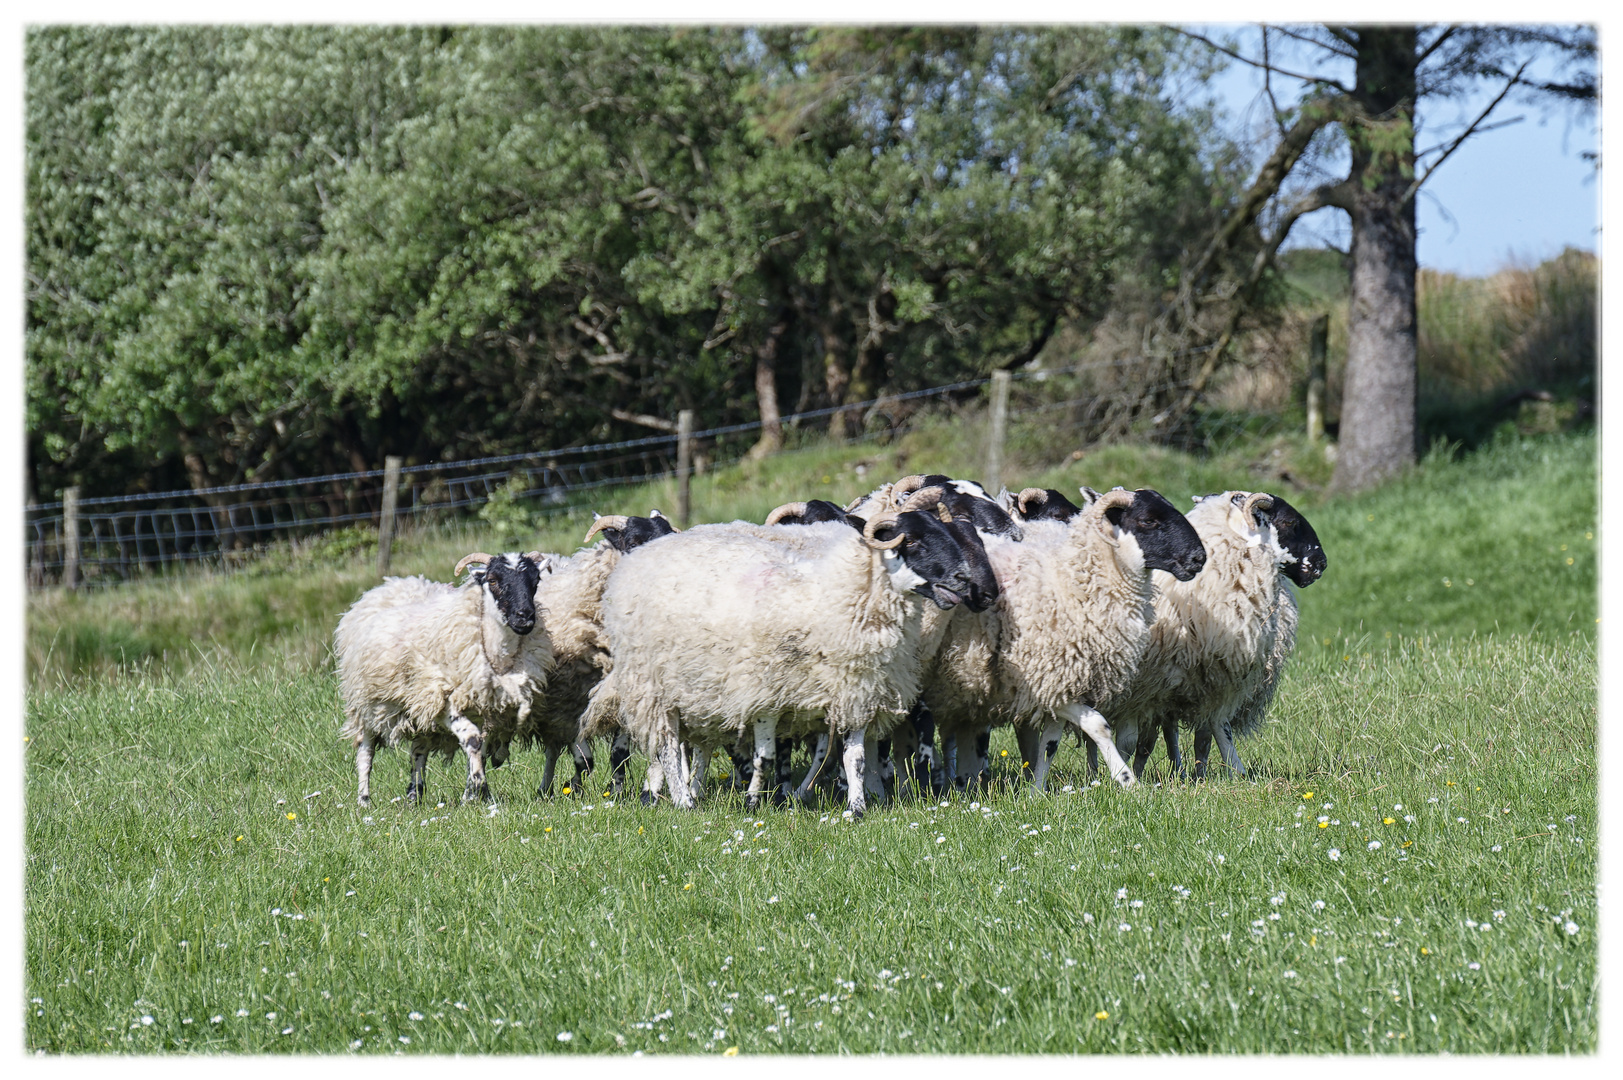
[488, 580, 502, 597]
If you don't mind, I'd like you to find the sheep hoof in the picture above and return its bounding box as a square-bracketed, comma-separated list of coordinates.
[744, 794, 761, 811]
[357, 795, 370, 808]
[640, 790, 658, 807]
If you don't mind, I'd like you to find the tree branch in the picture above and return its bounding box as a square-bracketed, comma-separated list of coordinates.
[1179, 28, 1354, 93]
[1407, 60, 1530, 202]
[1413, 26, 1459, 69]
[1262, 28, 1289, 138]
[1266, 24, 1356, 59]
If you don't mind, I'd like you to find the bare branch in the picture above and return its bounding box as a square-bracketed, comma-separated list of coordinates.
[1177, 29, 1354, 93]
[1416, 115, 1523, 159]
[1408, 60, 1530, 201]
[1266, 24, 1356, 59]
[606, 407, 678, 434]
[1262, 28, 1289, 139]
[1414, 26, 1460, 69]
[1324, 26, 1360, 50]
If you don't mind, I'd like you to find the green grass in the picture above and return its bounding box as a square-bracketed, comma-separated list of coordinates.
[24, 428, 1596, 1054]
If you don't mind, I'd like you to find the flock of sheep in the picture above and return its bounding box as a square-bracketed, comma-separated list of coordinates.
[335, 470, 1326, 818]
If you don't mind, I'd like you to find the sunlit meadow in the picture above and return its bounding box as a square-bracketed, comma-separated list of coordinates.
[25, 431, 1595, 1053]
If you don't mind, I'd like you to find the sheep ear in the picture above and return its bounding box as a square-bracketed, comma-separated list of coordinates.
[649, 509, 666, 520]
[1078, 486, 1103, 506]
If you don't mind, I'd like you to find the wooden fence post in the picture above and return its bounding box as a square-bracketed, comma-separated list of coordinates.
[985, 370, 1011, 493]
[1306, 313, 1329, 443]
[62, 485, 81, 590]
[377, 456, 402, 578]
[676, 410, 694, 529]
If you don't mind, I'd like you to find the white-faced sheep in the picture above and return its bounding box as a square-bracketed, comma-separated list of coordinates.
[1111, 490, 1325, 779]
[584, 490, 978, 818]
[929, 486, 1208, 792]
[337, 551, 551, 807]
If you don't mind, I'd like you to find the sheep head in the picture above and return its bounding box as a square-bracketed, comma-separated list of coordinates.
[1090, 488, 1207, 582]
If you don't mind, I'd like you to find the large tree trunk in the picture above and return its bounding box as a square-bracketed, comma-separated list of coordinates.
[1333, 27, 1419, 493]
[746, 315, 791, 460]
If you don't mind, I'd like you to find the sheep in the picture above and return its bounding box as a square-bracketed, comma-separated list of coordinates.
[767, 481, 1005, 805]
[1111, 490, 1326, 780]
[584, 488, 979, 818]
[337, 551, 551, 807]
[929, 486, 1208, 792]
[1005, 486, 1083, 524]
[503, 511, 678, 801]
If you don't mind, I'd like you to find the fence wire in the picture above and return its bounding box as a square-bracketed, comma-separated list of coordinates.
[26, 358, 1292, 590]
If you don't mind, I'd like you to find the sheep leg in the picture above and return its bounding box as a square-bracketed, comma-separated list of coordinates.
[745, 717, 777, 811]
[1131, 721, 1160, 779]
[1084, 738, 1099, 779]
[571, 740, 595, 794]
[726, 746, 753, 792]
[842, 726, 868, 820]
[1058, 704, 1134, 788]
[449, 714, 489, 802]
[876, 737, 895, 798]
[1016, 727, 1041, 781]
[863, 727, 889, 806]
[940, 732, 957, 793]
[641, 754, 664, 806]
[973, 728, 992, 789]
[538, 745, 561, 798]
[486, 735, 510, 771]
[1190, 727, 1214, 780]
[1212, 720, 1247, 777]
[1161, 721, 1184, 777]
[355, 730, 376, 808]
[1114, 721, 1140, 772]
[774, 737, 796, 805]
[689, 745, 712, 802]
[1026, 721, 1065, 794]
[609, 729, 632, 797]
[795, 733, 831, 806]
[658, 733, 694, 810]
[406, 738, 429, 804]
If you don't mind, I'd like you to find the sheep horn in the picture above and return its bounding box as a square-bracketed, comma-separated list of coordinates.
[896, 485, 947, 514]
[455, 552, 496, 577]
[1092, 488, 1136, 518]
[764, 501, 810, 526]
[889, 475, 928, 503]
[862, 511, 907, 550]
[1241, 491, 1275, 525]
[583, 516, 630, 544]
[1016, 487, 1049, 515]
[522, 550, 552, 574]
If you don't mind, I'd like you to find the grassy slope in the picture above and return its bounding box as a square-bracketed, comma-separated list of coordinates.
[24, 430, 1597, 1053]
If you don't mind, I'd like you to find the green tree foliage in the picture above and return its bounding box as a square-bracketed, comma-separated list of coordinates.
[27, 26, 1225, 498]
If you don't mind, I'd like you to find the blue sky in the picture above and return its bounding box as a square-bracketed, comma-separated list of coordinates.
[1193, 25, 1599, 277]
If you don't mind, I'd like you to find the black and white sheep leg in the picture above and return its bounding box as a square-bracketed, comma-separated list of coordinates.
[448, 713, 489, 803]
[570, 740, 595, 794]
[841, 726, 868, 820]
[794, 733, 831, 806]
[656, 731, 694, 810]
[689, 745, 712, 802]
[745, 717, 778, 811]
[406, 738, 430, 805]
[355, 730, 376, 807]
[1025, 720, 1066, 793]
[862, 728, 889, 807]
[1058, 703, 1134, 788]
[608, 729, 632, 797]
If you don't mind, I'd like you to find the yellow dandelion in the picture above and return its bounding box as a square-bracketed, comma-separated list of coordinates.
[1445, 780, 1455, 787]
[286, 812, 297, 820]
[638, 826, 644, 835]
[684, 883, 693, 891]
[723, 1047, 739, 1056]
[1309, 935, 1317, 945]
[323, 877, 330, 882]
[235, 835, 244, 842]
[1566, 557, 1574, 566]
[1402, 840, 1413, 848]
[1023, 761, 1030, 769]
[1383, 817, 1395, 825]
[562, 786, 571, 795]
[1420, 947, 1430, 955]
[544, 827, 553, 833]
[1095, 1010, 1109, 1020]
[1001, 749, 1009, 757]
[1302, 792, 1314, 800]
[1317, 822, 1329, 828]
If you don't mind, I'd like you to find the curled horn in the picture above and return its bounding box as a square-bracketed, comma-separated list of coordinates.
[897, 485, 952, 523]
[889, 475, 928, 503]
[522, 550, 552, 574]
[1016, 487, 1049, 516]
[583, 515, 630, 544]
[455, 552, 496, 578]
[764, 501, 809, 526]
[1240, 491, 1275, 525]
[1091, 487, 1136, 528]
[862, 511, 907, 550]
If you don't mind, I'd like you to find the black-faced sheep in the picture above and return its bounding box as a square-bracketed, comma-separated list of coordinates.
[337, 551, 551, 807]
[584, 493, 977, 818]
[1113, 491, 1325, 779]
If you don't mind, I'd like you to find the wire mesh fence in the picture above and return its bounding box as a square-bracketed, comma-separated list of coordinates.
[25, 360, 1296, 591]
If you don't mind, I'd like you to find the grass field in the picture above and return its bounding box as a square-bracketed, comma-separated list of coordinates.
[24, 429, 1597, 1054]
